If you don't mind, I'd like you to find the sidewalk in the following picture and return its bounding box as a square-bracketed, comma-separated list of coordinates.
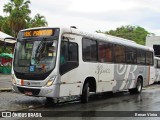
[0, 74, 12, 92]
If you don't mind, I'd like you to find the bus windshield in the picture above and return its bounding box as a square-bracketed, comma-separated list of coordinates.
[13, 38, 58, 74]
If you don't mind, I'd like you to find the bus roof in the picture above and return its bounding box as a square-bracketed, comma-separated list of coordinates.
[69, 27, 153, 52]
[20, 26, 154, 52]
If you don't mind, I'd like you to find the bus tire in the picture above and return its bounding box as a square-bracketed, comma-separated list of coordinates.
[81, 83, 90, 103]
[129, 78, 142, 94]
[46, 97, 54, 103]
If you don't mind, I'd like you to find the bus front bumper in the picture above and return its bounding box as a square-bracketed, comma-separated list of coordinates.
[12, 84, 60, 98]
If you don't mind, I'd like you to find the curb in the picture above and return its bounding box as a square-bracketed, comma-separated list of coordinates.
[0, 88, 12, 92]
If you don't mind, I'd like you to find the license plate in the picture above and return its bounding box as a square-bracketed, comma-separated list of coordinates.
[24, 91, 33, 96]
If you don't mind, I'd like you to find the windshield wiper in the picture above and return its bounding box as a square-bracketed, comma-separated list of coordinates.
[35, 38, 47, 61]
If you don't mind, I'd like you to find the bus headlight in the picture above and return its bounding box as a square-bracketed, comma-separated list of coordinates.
[11, 75, 16, 85]
[46, 76, 56, 87]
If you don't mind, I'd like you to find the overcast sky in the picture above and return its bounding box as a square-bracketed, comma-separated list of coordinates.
[0, 0, 160, 35]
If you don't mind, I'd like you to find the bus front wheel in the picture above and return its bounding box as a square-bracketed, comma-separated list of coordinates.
[46, 97, 54, 103]
[81, 83, 90, 103]
[129, 78, 143, 94]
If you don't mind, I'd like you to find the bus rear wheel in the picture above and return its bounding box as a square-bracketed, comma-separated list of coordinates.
[81, 83, 90, 103]
[129, 78, 142, 94]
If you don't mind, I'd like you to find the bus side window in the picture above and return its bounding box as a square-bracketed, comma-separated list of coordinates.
[60, 41, 79, 75]
[69, 43, 78, 61]
[60, 41, 68, 65]
[137, 50, 146, 65]
[158, 60, 160, 68]
[98, 42, 113, 63]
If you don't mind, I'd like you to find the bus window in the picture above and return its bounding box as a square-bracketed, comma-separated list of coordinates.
[158, 60, 160, 68]
[60, 41, 68, 64]
[154, 59, 158, 68]
[82, 38, 98, 62]
[146, 52, 153, 65]
[60, 40, 78, 75]
[98, 42, 113, 63]
[60, 41, 78, 63]
[69, 43, 78, 61]
[153, 45, 160, 57]
[126, 47, 136, 64]
[137, 50, 146, 65]
[114, 45, 125, 63]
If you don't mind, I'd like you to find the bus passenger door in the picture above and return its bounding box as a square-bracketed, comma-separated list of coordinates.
[59, 34, 81, 97]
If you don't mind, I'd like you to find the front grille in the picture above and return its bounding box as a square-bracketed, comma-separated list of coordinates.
[17, 86, 40, 96]
[14, 69, 52, 80]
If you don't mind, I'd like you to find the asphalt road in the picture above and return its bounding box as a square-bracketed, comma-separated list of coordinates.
[1, 84, 160, 120]
[0, 74, 11, 89]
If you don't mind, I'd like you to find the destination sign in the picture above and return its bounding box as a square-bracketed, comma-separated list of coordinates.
[23, 29, 54, 37]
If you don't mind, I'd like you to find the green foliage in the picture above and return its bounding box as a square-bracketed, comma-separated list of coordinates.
[28, 13, 48, 28]
[0, 16, 12, 35]
[104, 25, 151, 45]
[1, 0, 48, 37]
[0, 47, 12, 54]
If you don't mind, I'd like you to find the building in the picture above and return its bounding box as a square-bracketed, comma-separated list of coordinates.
[146, 35, 160, 57]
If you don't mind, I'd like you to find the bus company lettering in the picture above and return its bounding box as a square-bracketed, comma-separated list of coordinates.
[116, 64, 137, 80]
[95, 65, 111, 74]
[113, 65, 138, 91]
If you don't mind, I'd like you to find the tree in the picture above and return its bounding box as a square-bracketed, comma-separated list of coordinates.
[104, 25, 151, 45]
[2, 0, 48, 37]
[28, 13, 48, 28]
[0, 16, 4, 31]
[0, 16, 12, 35]
[3, 0, 31, 37]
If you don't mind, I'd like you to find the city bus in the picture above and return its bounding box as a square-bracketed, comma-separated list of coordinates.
[12, 26, 155, 103]
[154, 57, 160, 83]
